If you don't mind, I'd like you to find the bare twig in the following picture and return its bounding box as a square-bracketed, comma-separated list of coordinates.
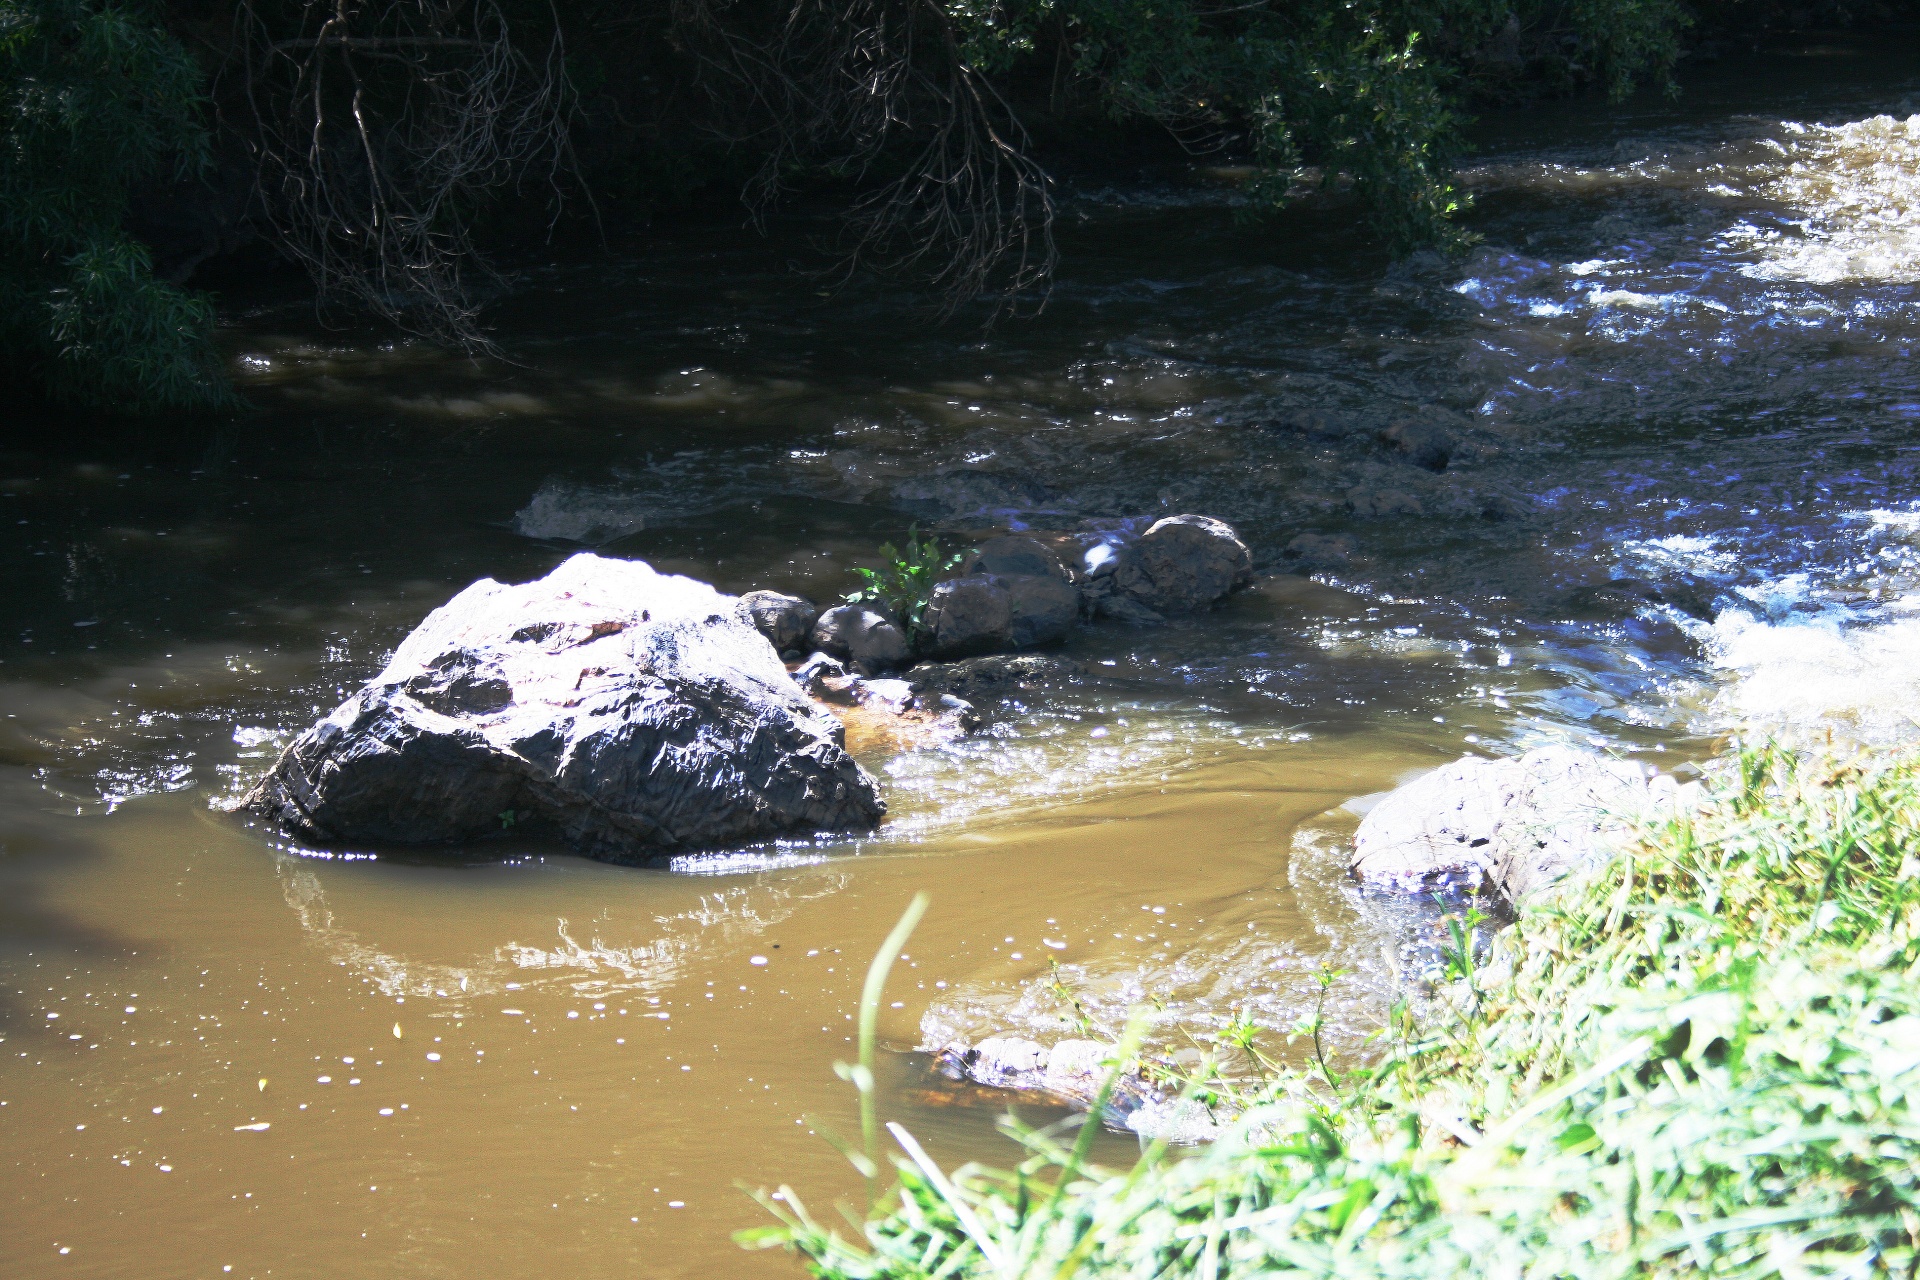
[230, 0, 580, 349]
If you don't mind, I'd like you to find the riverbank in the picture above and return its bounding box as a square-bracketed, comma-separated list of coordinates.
[763, 740, 1920, 1276]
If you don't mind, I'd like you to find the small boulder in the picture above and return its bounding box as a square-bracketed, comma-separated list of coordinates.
[1000, 572, 1081, 647]
[959, 537, 1081, 647]
[1113, 514, 1253, 614]
[1351, 746, 1680, 903]
[242, 554, 884, 858]
[921, 576, 1014, 659]
[741, 590, 818, 654]
[811, 605, 912, 675]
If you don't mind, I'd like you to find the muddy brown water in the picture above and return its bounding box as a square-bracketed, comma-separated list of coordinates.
[10, 38, 1920, 1278]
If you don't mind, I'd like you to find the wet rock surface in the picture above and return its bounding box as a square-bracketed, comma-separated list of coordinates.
[244, 554, 884, 858]
[904, 653, 1085, 704]
[793, 652, 981, 749]
[1350, 745, 1682, 903]
[1071, 514, 1253, 620]
[933, 1036, 1220, 1143]
[1114, 514, 1254, 614]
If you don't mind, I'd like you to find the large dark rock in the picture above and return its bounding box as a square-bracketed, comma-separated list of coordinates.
[1113, 514, 1253, 614]
[1350, 746, 1682, 903]
[921, 575, 1014, 658]
[810, 604, 912, 674]
[242, 554, 884, 858]
[742, 590, 818, 654]
[1000, 573, 1081, 647]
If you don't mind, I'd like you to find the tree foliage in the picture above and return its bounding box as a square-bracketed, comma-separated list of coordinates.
[0, 0, 232, 413]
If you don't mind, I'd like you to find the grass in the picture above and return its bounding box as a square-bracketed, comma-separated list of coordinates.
[740, 742, 1920, 1278]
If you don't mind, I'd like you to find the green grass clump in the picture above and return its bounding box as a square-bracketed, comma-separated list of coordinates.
[746, 743, 1920, 1278]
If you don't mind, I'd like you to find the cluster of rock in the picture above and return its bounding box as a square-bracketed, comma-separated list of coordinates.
[1348, 744, 1686, 904]
[743, 513, 1253, 675]
[243, 554, 885, 860]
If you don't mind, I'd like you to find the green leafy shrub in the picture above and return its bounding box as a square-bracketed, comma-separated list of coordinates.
[846, 527, 967, 643]
[0, 0, 233, 413]
[750, 744, 1920, 1278]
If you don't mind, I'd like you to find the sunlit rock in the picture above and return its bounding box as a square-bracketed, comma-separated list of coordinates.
[243, 553, 884, 858]
[1072, 514, 1252, 620]
[1350, 745, 1682, 902]
[741, 590, 817, 655]
[1115, 514, 1254, 614]
[809, 604, 911, 674]
[792, 653, 980, 751]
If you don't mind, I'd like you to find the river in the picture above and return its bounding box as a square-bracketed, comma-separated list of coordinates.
[6, 35, 1920, 1279]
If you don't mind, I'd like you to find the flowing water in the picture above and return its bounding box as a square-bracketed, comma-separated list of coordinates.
[9, 37, 1920, 1278]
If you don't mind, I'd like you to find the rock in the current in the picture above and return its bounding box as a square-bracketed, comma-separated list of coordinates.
[907, 654, 1083, 704]
[921, 575, 1014, 658]
[242, 554, 884, 858]
[956, 536, 1084, 647]
[1113, 514, 1253, 614]
[810, 604, 912, 675]
[1284, 532, 1356, 571]
[890, 469, 1059, 522]
[741, 590, 818, 654]
[960, 535, 1071, 582]
[932, 1035, 1218, 1143]
[1347, 486, 1424, 519]
[1350, 746, 1679, 903]
[998, 572, 1080, 647]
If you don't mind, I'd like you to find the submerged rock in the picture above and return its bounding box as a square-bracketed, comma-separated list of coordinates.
[1350, 745, 1680, 903]
[890, 469, 1060, 522]
[243, 554, 884, 858]
[810, 604, 912, 674]
[1379, 418, 1456, 472]
[1346, 486, 1425, 519]
[741, 590, 818, 655]
[793, 653, 980, 750]
[906, 653, 1084, 703]
[933, 1036, 1219, 1143]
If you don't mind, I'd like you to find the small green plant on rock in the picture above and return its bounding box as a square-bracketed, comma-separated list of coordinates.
[845, 526, 965, 640]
